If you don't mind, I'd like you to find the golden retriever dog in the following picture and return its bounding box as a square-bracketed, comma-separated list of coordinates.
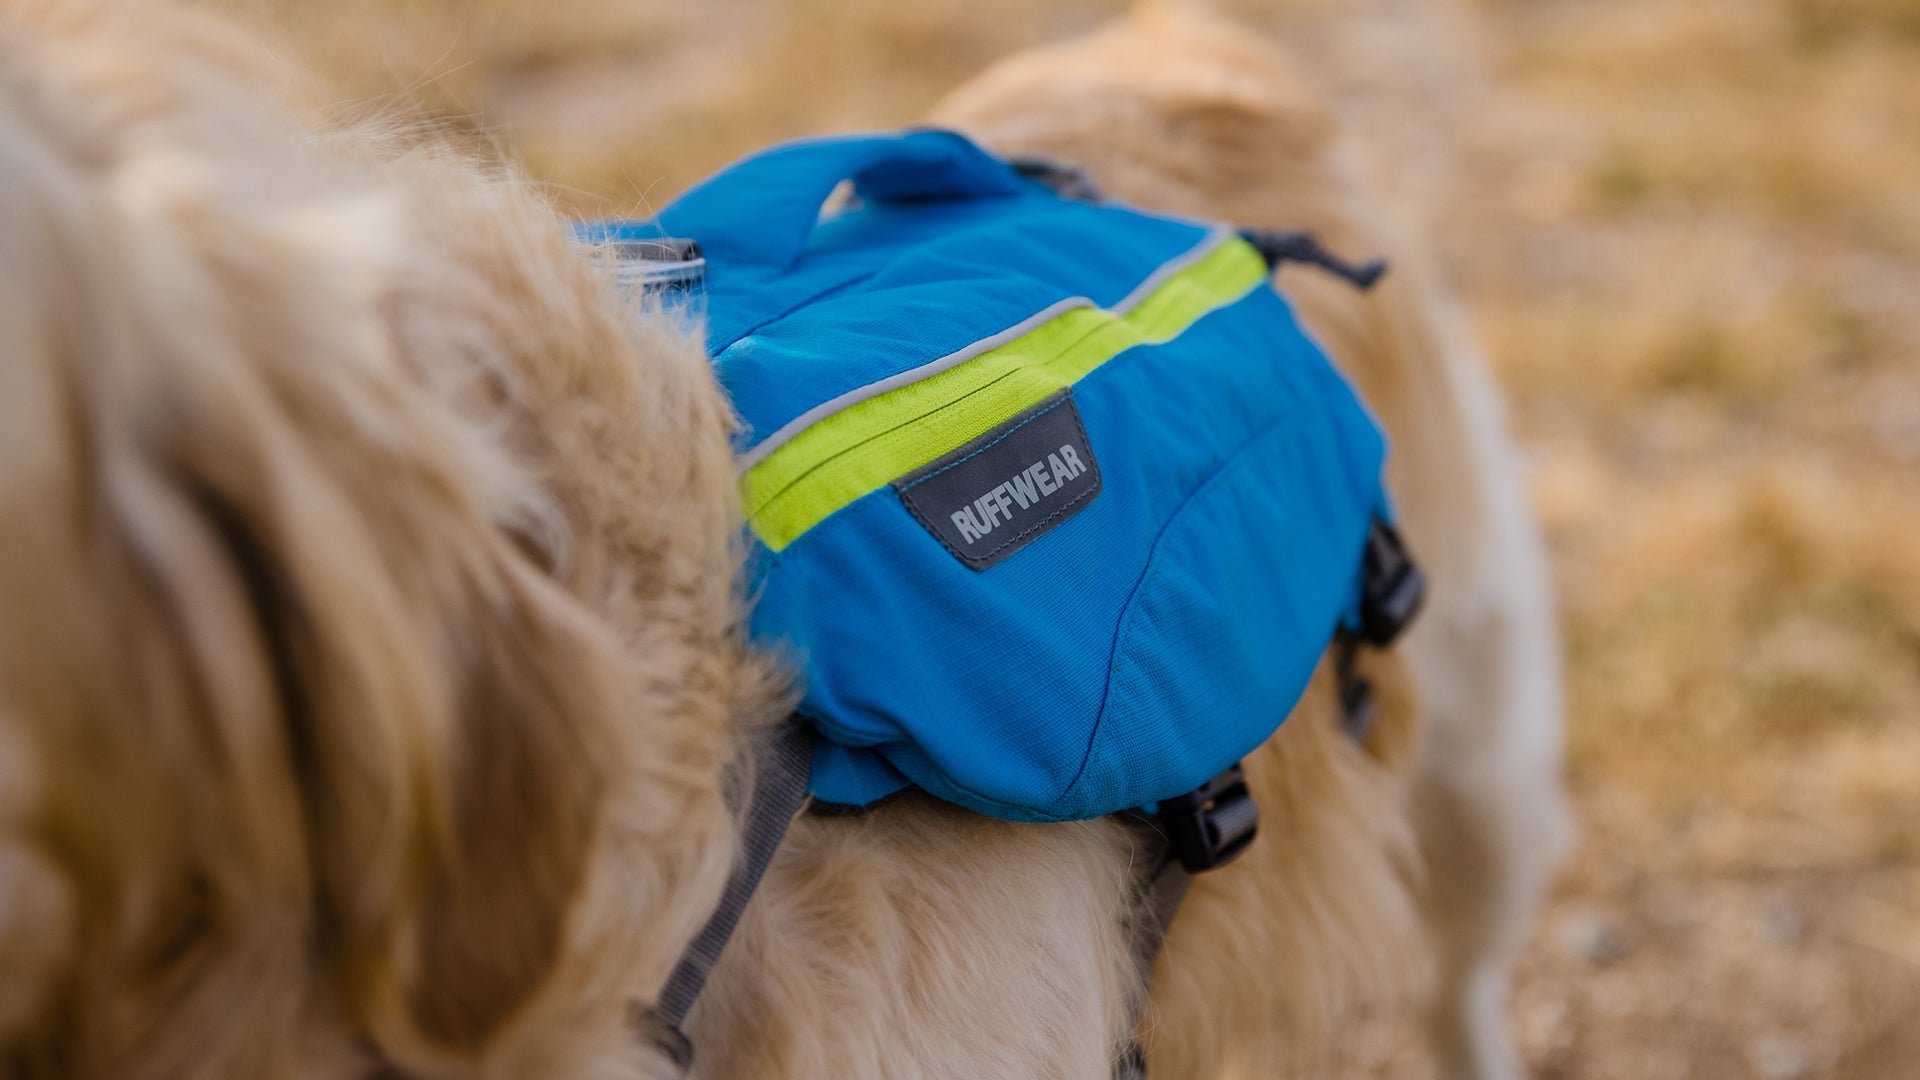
[0, 1, 1568, 1078]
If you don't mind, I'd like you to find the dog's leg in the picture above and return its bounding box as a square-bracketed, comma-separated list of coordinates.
[1414, 748, 1549, 1080]
[1413, 704, 1572, 1080]
[1406, 442, 1573, 1080]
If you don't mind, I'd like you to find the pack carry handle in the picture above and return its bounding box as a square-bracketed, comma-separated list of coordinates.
[653, 129, 1031, 270]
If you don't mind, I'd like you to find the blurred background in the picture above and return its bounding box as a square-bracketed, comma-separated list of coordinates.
[207, 0, 1920, 1075]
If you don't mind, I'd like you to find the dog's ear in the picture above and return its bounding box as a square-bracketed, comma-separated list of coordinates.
[374, 563, 628, 1056]
[0, 31, 637, 1074]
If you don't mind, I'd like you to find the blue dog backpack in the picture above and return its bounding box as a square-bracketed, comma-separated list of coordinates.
[583, 129, 1409, 825]
[582, 129, 1429, 1066]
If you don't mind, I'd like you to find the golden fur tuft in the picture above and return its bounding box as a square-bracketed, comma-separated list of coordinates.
[0, 2, 775, 1075]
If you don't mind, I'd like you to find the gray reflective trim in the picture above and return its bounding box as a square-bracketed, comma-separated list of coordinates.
[614, 256, 706, 290]
[732, 225, 1236, 475]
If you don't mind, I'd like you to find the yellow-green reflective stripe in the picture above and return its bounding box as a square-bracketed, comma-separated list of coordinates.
[742, 237, 1269, 550]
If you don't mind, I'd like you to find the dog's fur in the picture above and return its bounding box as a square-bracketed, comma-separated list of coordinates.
[0, 1, 1567, 1078]
[0, 2, 770, 1075]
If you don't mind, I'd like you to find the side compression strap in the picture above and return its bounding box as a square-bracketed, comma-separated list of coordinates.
[1111, 764, 1258, 1078]
[644, 719, 815, 1068]
[1114, 852, 1193, 1080]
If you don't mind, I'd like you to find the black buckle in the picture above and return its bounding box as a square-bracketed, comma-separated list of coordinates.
[1336, 633, 1379, 745]
[1157, 764, 1260, 873]
[1358, 520, 1426, 647]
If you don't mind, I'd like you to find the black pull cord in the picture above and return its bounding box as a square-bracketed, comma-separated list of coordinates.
[1008, 156, 1106, 203]
[1240, 227, 1389, 290]
[1000, 160, 1387, 293]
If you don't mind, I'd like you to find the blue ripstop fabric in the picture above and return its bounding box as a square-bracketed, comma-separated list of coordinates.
[589, 129, 1391, 821]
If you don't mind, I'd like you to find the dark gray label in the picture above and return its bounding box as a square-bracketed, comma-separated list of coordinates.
[894, 392, 1102, 570]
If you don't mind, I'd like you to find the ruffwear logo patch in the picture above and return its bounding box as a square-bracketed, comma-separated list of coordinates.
[894, 391, 1102, 570]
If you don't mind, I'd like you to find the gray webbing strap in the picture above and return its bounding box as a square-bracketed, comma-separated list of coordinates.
[648, 718, 815, 1066]
[1115, 829, 1195, 1079]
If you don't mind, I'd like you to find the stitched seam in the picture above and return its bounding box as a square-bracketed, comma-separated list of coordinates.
[749, 366, 1025, 523]
[900, 393, 1069, 489]
[745, 314, 1100, 521]
[714, 270, 878, 355]
[899, 470, 1100, 569]
[967, 477, 1100, 564]
[795, 700, 1080, 821]
[894, 393, 1099, 567]
[1057, 403, 1311, 808]
[737, 228, 1231, 470]
[737, 296, 1093, 475]
[896, 493, 978, 568]
[948, 406, 1099, 563]
[740, 234, 1261, 543]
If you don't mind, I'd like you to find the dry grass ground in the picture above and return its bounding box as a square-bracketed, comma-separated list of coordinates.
[197, 0, 1920, 1075]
